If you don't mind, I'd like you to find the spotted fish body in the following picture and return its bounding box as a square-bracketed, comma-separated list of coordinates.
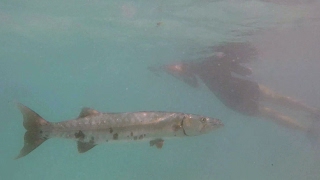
[15, 103, 223, 159]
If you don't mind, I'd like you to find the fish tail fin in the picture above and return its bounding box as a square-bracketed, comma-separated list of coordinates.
[15, 103, 52, 159]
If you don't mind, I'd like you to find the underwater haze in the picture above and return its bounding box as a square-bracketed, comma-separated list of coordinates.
[1, 1, 320, 180]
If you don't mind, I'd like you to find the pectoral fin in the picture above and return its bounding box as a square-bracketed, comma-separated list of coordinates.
[172, 124, 182, 132]
[77, 141, 96, 153]
[149, 139, 164, 149]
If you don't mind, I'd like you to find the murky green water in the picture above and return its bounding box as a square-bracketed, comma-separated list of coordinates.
[1, 1, 320, 180]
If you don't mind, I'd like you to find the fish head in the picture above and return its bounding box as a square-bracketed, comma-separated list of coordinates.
[182, 115, 223, 136]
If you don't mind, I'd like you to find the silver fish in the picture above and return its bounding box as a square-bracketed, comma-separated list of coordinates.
[15, 103, 223, 159]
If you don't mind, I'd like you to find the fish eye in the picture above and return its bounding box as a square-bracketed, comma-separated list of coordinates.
[200, 118, 206, 123]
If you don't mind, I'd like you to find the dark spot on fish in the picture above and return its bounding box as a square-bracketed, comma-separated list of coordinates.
[109, 128, 113, 133]
[39, 130, 43, 134]
[113, 133, 118, 140]
[130, 132, 133, 137]
[139, 135, 143, 140]
[134, 136, 137, 140]
[75, 130, 85, 140]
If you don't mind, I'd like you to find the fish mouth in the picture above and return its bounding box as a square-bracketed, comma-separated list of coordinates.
[200, 118, 223, 133]
[208, 118, 224, 128]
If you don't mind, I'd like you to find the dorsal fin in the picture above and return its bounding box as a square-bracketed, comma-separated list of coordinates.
[78, 107, 101, 118]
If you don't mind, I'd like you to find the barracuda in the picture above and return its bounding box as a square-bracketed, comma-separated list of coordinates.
[15, 103, 223, 159]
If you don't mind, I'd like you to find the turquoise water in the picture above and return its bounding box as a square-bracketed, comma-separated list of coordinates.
[1, 1, 320, 180]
